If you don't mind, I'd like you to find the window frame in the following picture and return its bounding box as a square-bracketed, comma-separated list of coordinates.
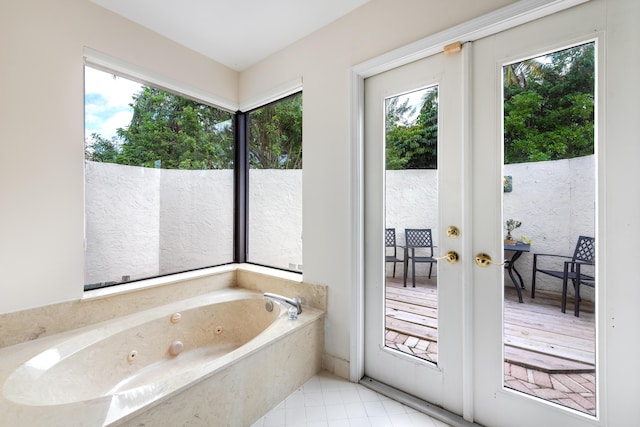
[83, 52, 303, 292]
[243, 91, 304, 272]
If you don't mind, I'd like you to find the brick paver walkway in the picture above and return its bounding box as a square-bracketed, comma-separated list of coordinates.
[385, 332, 596, 416]
[505, 361, 596, 415]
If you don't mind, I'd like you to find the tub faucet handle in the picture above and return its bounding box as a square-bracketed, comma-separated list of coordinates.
[288, 306, 299, 320]
[264, 292, 302, 319]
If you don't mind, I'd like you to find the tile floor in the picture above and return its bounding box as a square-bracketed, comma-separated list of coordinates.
[251, 371, 451, 427]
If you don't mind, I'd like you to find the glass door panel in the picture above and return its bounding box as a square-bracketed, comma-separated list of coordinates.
[502, 43, 596, 416]
[472, 2, 602, 425]
[384, 86, 439, 365]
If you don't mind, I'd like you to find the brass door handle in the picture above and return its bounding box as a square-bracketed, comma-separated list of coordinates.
[435, 251, 459, 264]
[475, 253, 505, 267]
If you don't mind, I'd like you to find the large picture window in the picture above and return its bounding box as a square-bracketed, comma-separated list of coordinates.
[84, 66, 235, 289]
[247, 93, 303, 271]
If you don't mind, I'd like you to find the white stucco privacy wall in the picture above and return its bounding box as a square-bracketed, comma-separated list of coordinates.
[502, 155, 595, 297]
[86, 155, 592, 294]
[384, 156, 595, 296]
[159, 168, 234, 276]
[84, 162, 161, 284]
[249, 169, 303, 270]
[85, 163, 301, 284]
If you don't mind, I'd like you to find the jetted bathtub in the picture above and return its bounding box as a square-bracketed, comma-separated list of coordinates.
[0, 288, 324, 426]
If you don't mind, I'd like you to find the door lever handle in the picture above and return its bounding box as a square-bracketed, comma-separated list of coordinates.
[435, 251, 459, 264]
[475, 253, 506, 267]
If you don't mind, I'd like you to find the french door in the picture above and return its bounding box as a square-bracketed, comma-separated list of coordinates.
[364, 49, 466, 411]
[362, 1, 603, 426]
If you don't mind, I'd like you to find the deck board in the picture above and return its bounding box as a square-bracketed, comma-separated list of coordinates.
[384, 276, 595, 373]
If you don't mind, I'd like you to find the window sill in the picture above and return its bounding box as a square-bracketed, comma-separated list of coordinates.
[82, 263, 303, 302]
[82, 265, 237, 302]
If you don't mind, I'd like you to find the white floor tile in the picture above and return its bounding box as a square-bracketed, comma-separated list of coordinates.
[364, 401, 388, 417]
[358, 387, 383, 402]
[305, 405, 328, 422]
[325, 420, 350, 427]
[304, 391, 325, 407]
[388, 413, 414, 427]
[285, 390, 305, 408]
[349, 417, 373, 427]
[325, 403, 348, 421]
[285, 407, 306, 424]
[252, 371, 453, 427]
[340, 388, 363, 404]
[382, 399, 408, 415]
[369, 415, 394, 427]
[263, 407, 286, 427]
[322, 390, 344, 405]
[344, 401, 368, 419]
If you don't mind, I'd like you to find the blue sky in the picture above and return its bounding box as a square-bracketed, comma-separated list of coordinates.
[84, 67, 142, 141]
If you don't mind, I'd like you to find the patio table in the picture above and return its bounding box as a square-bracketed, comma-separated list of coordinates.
[504, 242, 530, 303]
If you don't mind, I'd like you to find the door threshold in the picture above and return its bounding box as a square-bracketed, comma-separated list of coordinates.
[359, 376, 480, 427]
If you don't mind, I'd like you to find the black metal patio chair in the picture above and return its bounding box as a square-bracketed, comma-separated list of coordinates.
[403, 228, 436, 288]
[385, 228, 403, 278]
[531, 235, 595, 316]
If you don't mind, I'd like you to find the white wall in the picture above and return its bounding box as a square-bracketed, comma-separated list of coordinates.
[0, 0, 237, 313]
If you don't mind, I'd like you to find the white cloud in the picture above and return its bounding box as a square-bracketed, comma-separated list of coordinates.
[84, 66, 142, 140]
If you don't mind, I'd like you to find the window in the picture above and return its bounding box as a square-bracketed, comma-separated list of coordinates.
[247, 93, 303, 271]
[84, 66, 235, 289]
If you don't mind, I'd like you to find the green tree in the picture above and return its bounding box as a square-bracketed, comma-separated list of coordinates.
[385, 87, 438, 170]
[85, 133, 119, 163]
[115, 87, 234, 169]
[248, 93, 302, 169]
[504, 58, 545, 88]
[504, 43, 594, 163]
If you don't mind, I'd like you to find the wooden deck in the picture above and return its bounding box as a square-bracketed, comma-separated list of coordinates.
[385, 276, 595, 373]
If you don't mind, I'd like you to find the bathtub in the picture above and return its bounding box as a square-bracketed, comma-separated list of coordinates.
[0, 288, 324, 426]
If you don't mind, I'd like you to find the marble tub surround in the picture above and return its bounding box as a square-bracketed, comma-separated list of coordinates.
[121, 311, 324, 426]
[236, 263, 327, 311]
[0, 264, 322, 349]
[0, 266, 236, 348]
[0, 288, 325, 427]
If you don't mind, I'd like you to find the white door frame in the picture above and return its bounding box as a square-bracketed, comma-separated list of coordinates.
[349, 0, 590, 421]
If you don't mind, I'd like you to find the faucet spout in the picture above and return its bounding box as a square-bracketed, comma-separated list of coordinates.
[264, 292, 302, 315]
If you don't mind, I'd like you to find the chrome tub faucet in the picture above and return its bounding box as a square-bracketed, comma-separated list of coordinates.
[264, 292, 302, 319]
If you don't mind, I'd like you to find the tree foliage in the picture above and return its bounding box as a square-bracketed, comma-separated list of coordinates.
[85, 86, 303, 170]
[385, 87, 438, 170]
[85, 133, 119, 163]
[504, 43, 594, 163]
[248, 93, 302, 169]
[114, 87, 234, 169]
[383, 43, 594, 169]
